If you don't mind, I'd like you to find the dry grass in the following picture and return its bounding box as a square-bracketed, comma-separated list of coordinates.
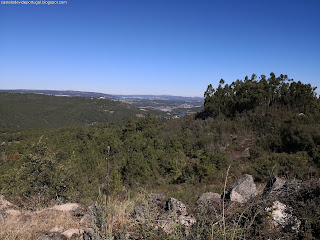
[0, 209, 88, 240]
[97, 190, 148, 237]
[0, 189, 148, 240]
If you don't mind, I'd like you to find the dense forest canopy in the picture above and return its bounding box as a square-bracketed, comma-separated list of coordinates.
[202, 73, 319, 118]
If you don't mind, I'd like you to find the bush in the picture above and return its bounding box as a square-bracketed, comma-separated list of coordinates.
[254, 152, 312, 182]
[3, 142, 74, 205]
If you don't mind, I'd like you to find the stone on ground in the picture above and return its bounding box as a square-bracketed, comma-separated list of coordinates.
[226, 174, 257, 203]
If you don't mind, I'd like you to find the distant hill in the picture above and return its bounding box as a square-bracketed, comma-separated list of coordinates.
[0, 89, 117, 100]
[0, 89, 204, 117]
[0, 92, 146, 128]
[0, 89, 203, 101]
[115, 94, 203, 101]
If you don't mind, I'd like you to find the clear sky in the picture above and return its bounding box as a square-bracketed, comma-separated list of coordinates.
[0, 0, 319, 97]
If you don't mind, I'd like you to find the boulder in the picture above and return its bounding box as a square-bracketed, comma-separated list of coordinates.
[148, 193, 165, 209]
[178, 215, 196, 227]
[133, 202, 148, 220]
[132, 195, 196, 235]
[158, 212, 196, 235]
[196, 192, 221, 207]
[226, 174, 257, 203]
[166, 198, 187, 216]
[38, 232, 67, 240]
[160, 198, 196, 234]
[133, 193, 165, 220]
[282, 179, 303, 194]
[263, 177, 286, 196]
[266, 201, 300, 233]
[263, 178, 303, 200]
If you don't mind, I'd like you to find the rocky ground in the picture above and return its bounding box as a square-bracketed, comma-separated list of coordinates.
[1, 175, 319, 239]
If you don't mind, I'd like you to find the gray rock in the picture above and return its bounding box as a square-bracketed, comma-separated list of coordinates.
[72, 205, 87, 218]
[158, 211, 196, 235]
[263, 177, 286, 196]
[133, 196, 196, 235]
[226, 174, 257, 203]
[166, 198, 187, 216]
[37, 232, 67, 240]
[239, 147, 250, 158]
[265, 201, 300, 233]
[196, 192, 221, 207]
[282, 179, 303, 193]
[133, 202, 148, 220]
[178, 215, 196, 227]
[148, 193, 165, 209]
[158, 198, 196, 235]
[263, 178, 303, 200]
[133, 195, 195, 235]
[133, 193, 165, 220]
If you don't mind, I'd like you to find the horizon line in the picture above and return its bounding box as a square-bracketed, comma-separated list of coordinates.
[0, 88, 204, 98]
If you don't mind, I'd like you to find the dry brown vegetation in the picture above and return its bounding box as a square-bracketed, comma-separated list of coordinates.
[0, 209, 87, 240]
[0, 190, 147, 240]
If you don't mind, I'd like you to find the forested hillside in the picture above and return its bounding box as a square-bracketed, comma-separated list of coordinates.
[0, 92, 145, 128]
[1, 73, 320, 239]
[1, 73, 319, 201]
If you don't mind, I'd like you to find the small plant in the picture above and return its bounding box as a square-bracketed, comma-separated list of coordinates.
[89, 190, 114, 240]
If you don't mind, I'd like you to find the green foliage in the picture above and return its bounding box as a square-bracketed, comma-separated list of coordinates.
[0, 74, 320, 239]
[200, 73, 320, 181]
[110, 169, 123, 193]
[202, 73, 319, 118]
[254, 152, 312, 182]
[0, 115, 234, 202]
[0, 73, 320, 214]
[295, 183, 320, 240]
[3, 141, 74, 203]
[0, 92, 144, 128]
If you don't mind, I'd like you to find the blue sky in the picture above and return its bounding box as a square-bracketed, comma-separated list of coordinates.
[0, 0, 319, 97]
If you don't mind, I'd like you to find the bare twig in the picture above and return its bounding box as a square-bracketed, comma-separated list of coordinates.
[210, 165, 231, 240]
[222, 165, 231, 240]
[105, 146, 111, 199]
